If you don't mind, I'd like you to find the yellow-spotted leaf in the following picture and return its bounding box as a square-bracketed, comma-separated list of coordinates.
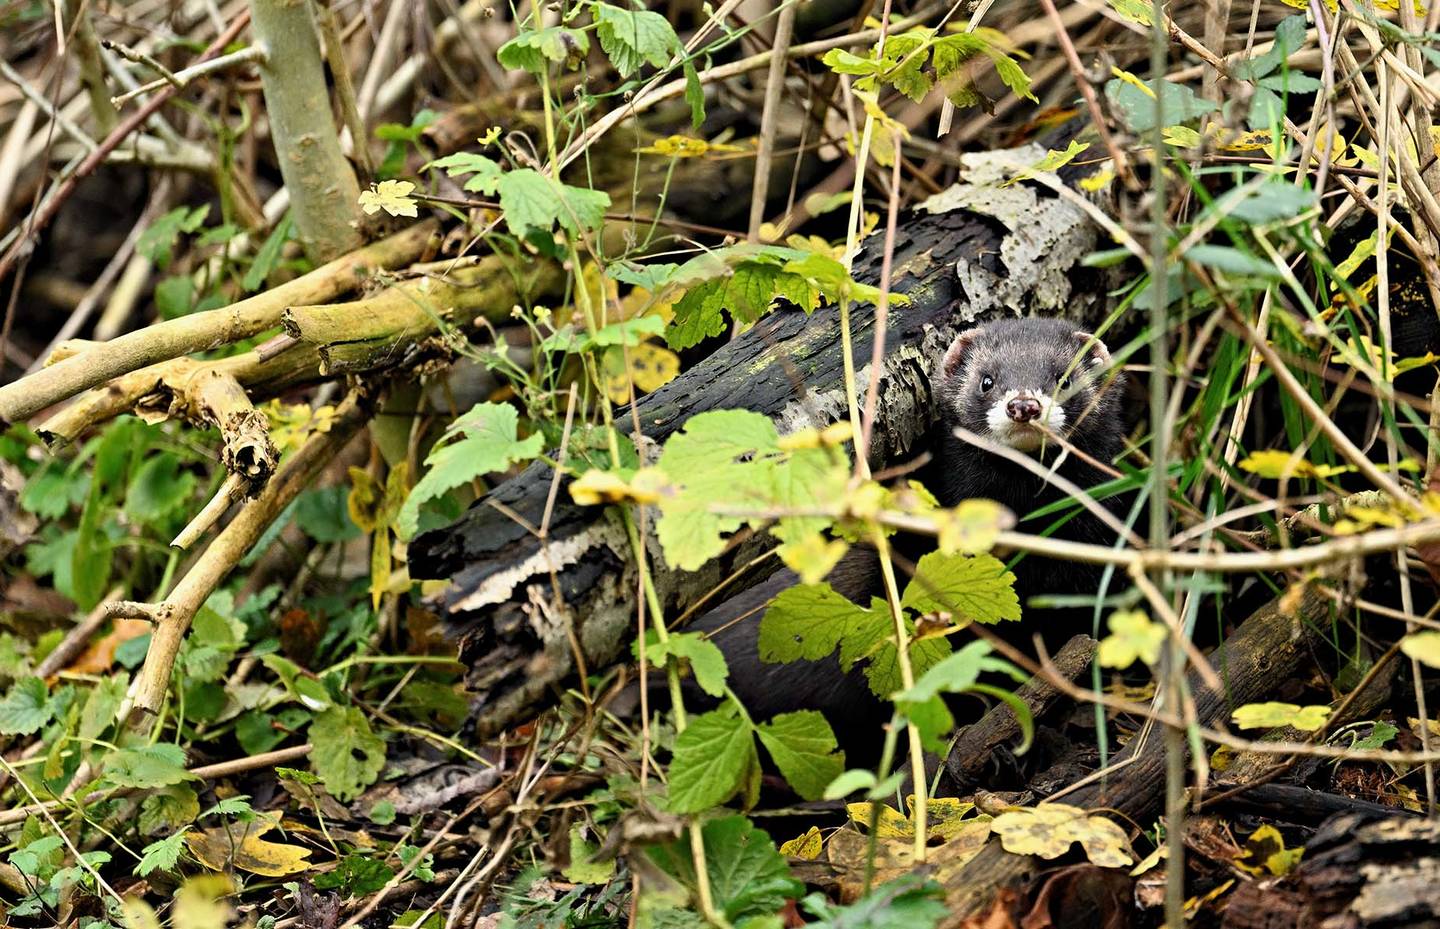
[1232, 702, 1332, 732]
[1237, 824, 1303, 877]
[569, 467, 669, 506]
[186, 813, 312, 877]
[1097, 610, 1166, 669]
[603, 342, 681, 404]
[991, 803, 1134, 868]
[779, 825, 824, 859]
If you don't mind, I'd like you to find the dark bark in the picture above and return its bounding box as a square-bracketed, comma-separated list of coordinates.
[409, 148, 1115, 737]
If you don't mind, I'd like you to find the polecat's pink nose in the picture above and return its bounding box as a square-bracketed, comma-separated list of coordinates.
[1006, 397, 1041, 423]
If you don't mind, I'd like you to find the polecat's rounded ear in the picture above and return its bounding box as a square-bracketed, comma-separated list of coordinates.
[942, 329, 979, 378]
[1073, 330, 1111, 365]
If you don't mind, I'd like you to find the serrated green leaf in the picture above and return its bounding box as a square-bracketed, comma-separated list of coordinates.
[104, 743, 196, 789]
[638, 631, 729, 697]
[648, 815, 800, 923]
[135, 831, 188, 877]
[667, 707, 756, 813]
[594, 3, 678, 77]
[799, 873, 947, 929]
[426, 152, 504, 196]
[309, 705, 386, 801]
[1104, 77, 1218, 133]
[755, 711, 844, 801]
[758, 584, 885, 667]
[496, 169, 611, 239]
[497, 26, 590, 73]
[0, 677, 50, 735]
[397, 402, 543, 540]
[899, 551, 1020, 624]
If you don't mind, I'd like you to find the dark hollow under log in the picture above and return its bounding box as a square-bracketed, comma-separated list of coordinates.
[409, 146, 1116, 737]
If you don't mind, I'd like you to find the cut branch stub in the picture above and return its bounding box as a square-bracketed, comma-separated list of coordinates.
[408, 146, 1115, 737]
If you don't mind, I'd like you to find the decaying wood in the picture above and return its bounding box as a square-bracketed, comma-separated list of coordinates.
[934, 582, 1332, 925]
[409, 145, 1116, 737]
[944, 634, 1097, 795]
[1222, 813, 1440, 929]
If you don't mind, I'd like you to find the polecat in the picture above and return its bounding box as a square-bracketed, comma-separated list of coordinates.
[678, 318, 1131, 759]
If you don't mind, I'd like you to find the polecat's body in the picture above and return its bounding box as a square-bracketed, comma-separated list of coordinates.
[680, 317, 1132, 759]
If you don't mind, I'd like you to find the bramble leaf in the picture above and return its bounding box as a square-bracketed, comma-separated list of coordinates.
[309, 705, 386, 801]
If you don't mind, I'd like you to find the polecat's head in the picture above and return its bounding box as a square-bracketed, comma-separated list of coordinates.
[935, 317, 1122, 454]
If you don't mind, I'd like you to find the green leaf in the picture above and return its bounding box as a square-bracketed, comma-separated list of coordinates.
[79, 674, 127, 742]
[137, 205, 209, 270]
[154, 275, 194, 319]
[594, 2, 678, 77]
[1184, 244, 1278, 278]
[758, 584, 884, 666]
[648, 816, 800, 923]
[497, 169, 611, 239]
[139, 785, 200, 835]
[899, 551, 1020, 624]
[755, 711, 845, 801]
[0, 677, 51, 735]
[125, 453, 195, 525]
[684, 59, 705, 128]
[638, 631, 729, 697]
[895, 640, 1000, 704]
[1233, 15, 1308, 80]
[667, 706, 757, 813]
[426, 152, 504, 196]
[103, 743, 197, 789]
[497, 26, 590, 73]
[243, 214, 292, 292]
[309, 705, 386, 801]
[564, 824, 615, 884]
[800, 874, 948, 929]
[397, 402, 544, 540]
[1227, 182, 1316, 225]
[1103, 77, 1218, 133]
[135, 831, 188, 877]
[821, 48, 886, 78]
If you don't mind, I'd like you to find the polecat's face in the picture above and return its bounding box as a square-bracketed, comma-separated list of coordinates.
[937, 319, 1115, 454]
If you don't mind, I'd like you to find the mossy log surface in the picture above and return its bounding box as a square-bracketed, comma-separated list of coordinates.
[410, 147, 1114, 737]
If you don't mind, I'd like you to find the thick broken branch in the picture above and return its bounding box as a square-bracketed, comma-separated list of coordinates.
[0, 220, 437, 426]
[118, 390, 373, 724]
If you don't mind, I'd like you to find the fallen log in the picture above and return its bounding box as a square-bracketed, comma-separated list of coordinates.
[933, 582, 1332, 924]
[409, 144, 1116, 737]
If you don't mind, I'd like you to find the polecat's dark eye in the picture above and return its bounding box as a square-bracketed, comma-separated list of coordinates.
[1058, 371, 1071, 391]
[980, 375, 994, 393]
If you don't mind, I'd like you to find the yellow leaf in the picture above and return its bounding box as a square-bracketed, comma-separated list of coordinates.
[569, 467, 669, 506]
[1110, 67, 1155, 98]
[847, 801, 915, 838]
[603, 342, 680, 404]
[359, 179, 419, 218]
[778, 534, 849, 585]
[635, 135, 745, 158]
[1237, 824, 1303, 877]
[777, 421, 854, 451]
[1162, 125, 1201, 148]
[348, 467, 381, 533]
[187, 813, 313, 877]
[935, 498, 1014, 555]
[1005, 139, 1090, 186]
[122, 898, 162, 929]
[1231, 701, 1332, 732]
[1401, 631, 1440, 670]
[779, 825, 824, 859]
[1080, 166, 1115, 192]
[477, 127, 502, 146]
[1097, 610, 1166, 669]
[173, 874, 236, 929]
[991, 803, 1134, 868]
